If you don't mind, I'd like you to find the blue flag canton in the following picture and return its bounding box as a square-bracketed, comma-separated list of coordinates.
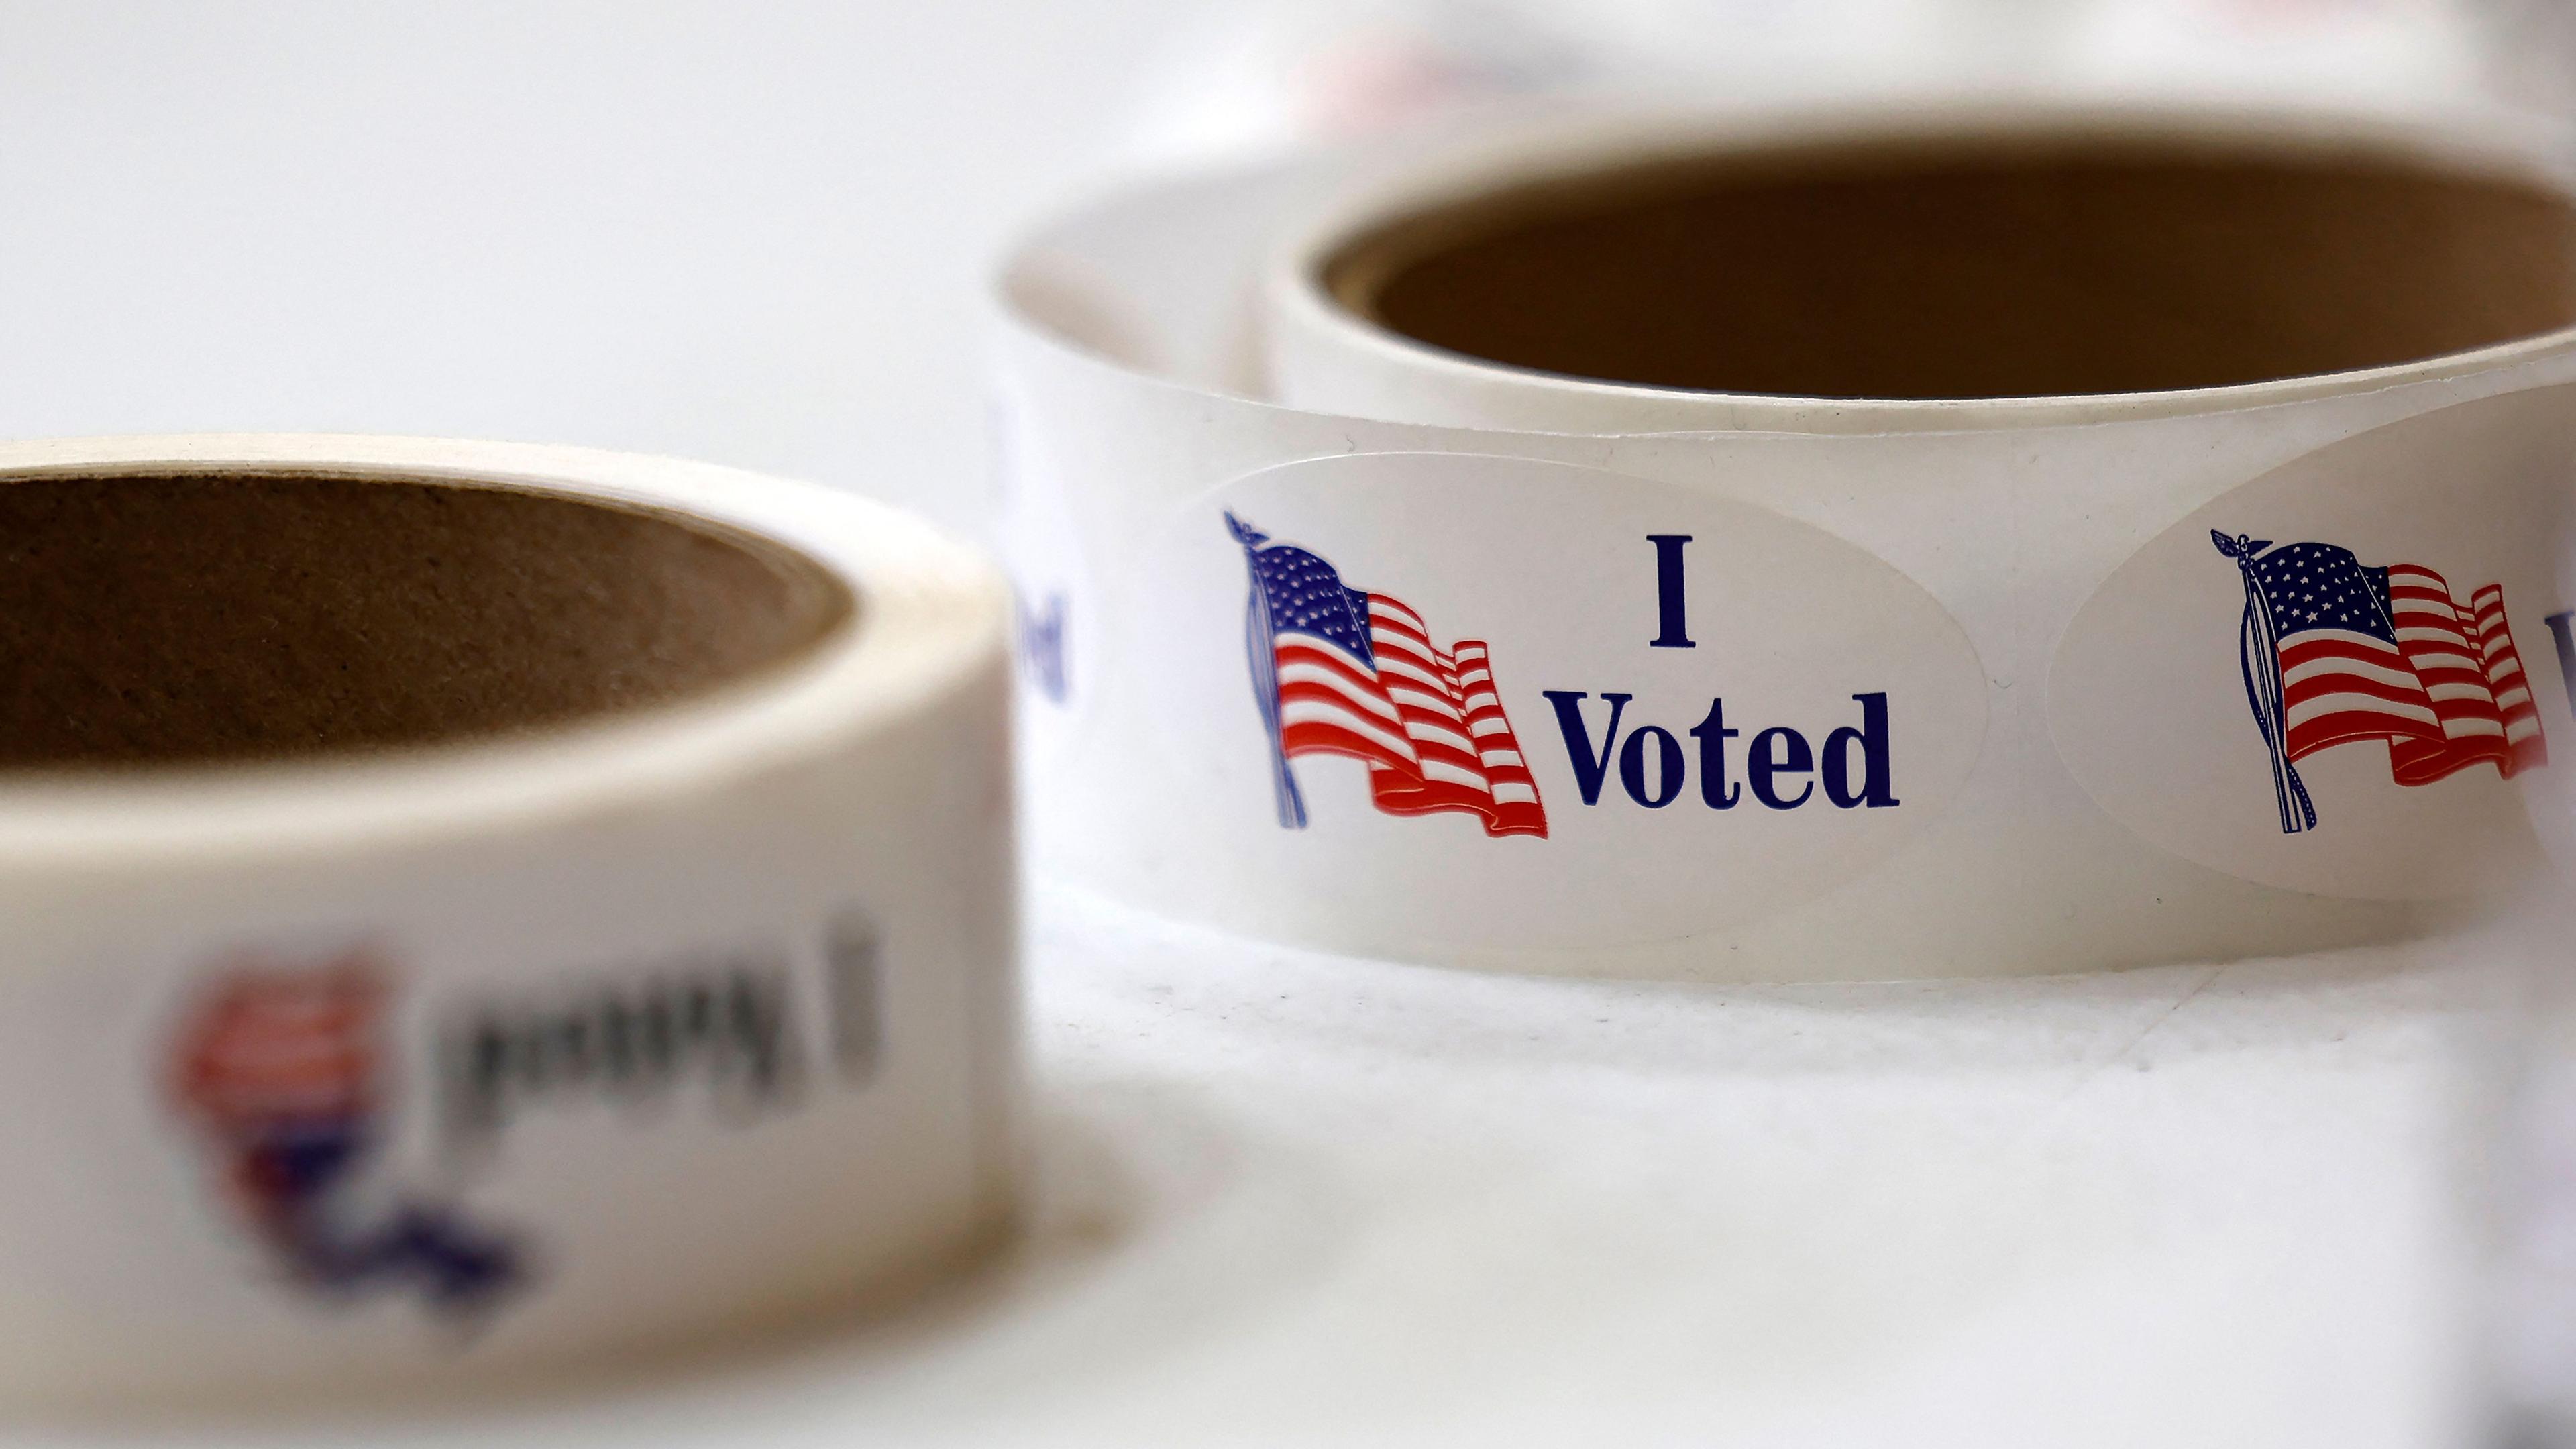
[1248, 544, 1375, 665]
[2248, 542, 2396, 643]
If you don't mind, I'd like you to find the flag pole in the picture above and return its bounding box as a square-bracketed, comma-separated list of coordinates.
[2214, 533, 2314, 835]
[1229, 513, 1307, 830]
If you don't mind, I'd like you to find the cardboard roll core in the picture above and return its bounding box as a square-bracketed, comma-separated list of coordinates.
[1324, 133, 2576, 400]
[0, 471, 852, 769]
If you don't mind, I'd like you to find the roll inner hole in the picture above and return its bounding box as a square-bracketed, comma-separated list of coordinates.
[1327, 137, 2576, 400]
[0, 471, 852, 769]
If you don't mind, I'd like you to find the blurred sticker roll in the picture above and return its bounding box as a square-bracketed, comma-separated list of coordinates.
[995, 97, 2576, 981]
[0, 435, 1018, 1409]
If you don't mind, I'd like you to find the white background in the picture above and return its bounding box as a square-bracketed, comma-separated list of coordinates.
[0, 0, 2535, 535]
[0, 0, 1205, 532]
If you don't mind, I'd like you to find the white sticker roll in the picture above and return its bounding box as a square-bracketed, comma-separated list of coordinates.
[996, 98, 2576, 981]
[0, 436, 1018, 1409]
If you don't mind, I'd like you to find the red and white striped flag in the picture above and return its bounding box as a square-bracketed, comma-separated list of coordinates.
[2216, 533, 2546, 835]
[1236, 515, 1548, 838]
[2379, 568, 2546, 784]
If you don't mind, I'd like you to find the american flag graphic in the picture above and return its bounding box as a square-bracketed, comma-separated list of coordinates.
[2214, 531, 2546, 835]
[172, 964, 386, 1121]
[168, 953, 522, 1313]
[1228, 513, 1547, 837]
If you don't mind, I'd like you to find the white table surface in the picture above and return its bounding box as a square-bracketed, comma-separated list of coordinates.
[31, 883, 2504, 1448]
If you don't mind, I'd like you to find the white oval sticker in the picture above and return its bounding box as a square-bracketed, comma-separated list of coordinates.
[2050, 388, 2575, 898]
[1130, 452, 1988, 953]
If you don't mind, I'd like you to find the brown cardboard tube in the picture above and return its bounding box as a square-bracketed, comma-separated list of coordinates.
[1326, 133, 2576, 400]
[0, 471, 851, 769]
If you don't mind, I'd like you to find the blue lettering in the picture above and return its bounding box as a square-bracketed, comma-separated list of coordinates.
[1648, 535, 1695, 649]
[2548, 611, 2576, 716]
[1619, 726, 1685, 807]
[1688, 698, 1741, 808]
[1821, 692, 1898, 808]
[1544, 691, 1630, 806]
[1545, 692, 1896, 812]
[1748, 727, 1814, 809]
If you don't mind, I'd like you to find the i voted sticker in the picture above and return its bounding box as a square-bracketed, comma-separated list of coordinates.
[1132, 452, 1989, 953]
[2051, 387, 2576, 898]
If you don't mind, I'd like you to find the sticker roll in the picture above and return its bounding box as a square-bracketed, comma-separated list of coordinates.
[996, 98, 2576, 981]
[0, 435, 1018, 1409]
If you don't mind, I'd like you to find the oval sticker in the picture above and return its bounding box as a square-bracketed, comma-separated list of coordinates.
[2050, 387, 2576, 898]
[1128, 452, 1988, 952]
